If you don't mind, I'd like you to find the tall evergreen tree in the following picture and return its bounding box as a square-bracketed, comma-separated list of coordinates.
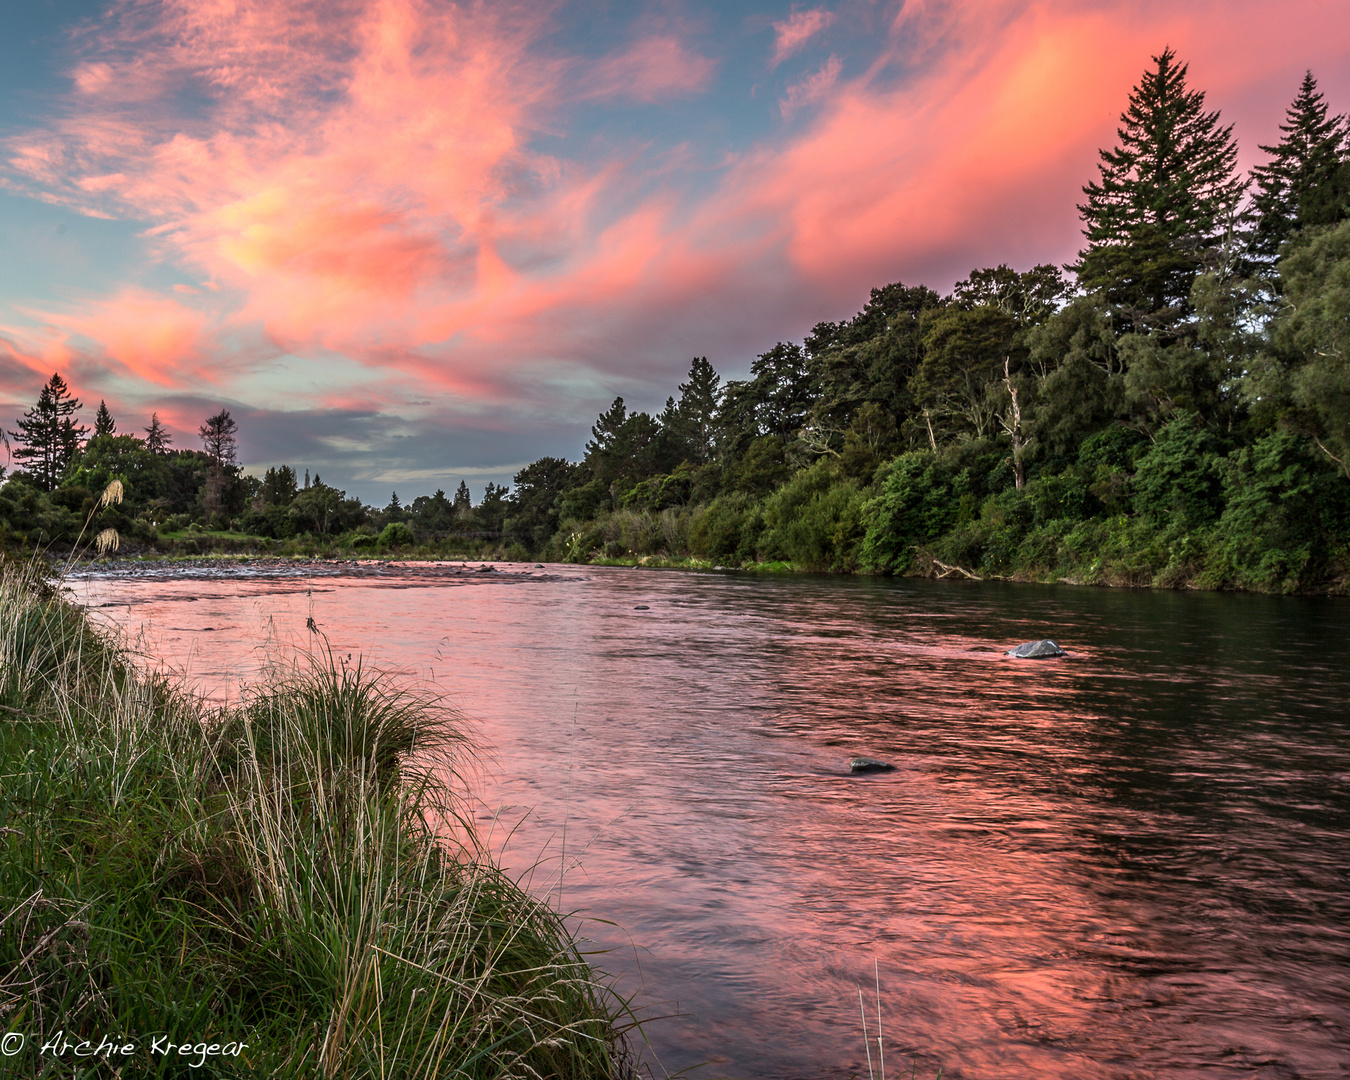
[93, 400, 116, 437]
[661, 357, 722, 463]
[198, 409, 239, 468]
[453, 480, 471, 513]
[144, 412, 172, 453]
[9, 373, 86, 490]
[1076, 48, 1244, 331]
[1248, 72, 1348, 265]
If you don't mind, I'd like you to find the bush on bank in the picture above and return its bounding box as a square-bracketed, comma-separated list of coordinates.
[0, 558, 637, 1078]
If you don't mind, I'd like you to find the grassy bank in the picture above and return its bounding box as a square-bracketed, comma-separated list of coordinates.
[0, 558, 637, 1078]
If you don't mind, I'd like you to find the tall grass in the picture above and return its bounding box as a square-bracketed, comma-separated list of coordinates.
[0, 557, 638, 1077]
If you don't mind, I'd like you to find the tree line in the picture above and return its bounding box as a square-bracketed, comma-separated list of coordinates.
[3, 50, 1348, 589]
[505, 51, 1350, 591]
[0, 382, 511, 553]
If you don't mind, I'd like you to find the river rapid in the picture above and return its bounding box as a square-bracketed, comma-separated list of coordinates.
[71, 561, 1350, 1079]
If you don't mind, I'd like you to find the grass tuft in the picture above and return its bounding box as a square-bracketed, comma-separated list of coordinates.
[0, 557, 640, 1077]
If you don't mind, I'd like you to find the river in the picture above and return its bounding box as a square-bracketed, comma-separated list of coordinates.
[71, 561, 1350, 1079]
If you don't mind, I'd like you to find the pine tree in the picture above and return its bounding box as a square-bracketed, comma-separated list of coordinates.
[1248, 72, 1348, 265]
[1076, 48, 1244, 331]
[93, 400, 116, 437]
[144, 413, 172, 453]
[660, 357, 723, 463]
[453, 480, 471, 513]
[8, 373, 86, 490]
[198, 409, 238, 468]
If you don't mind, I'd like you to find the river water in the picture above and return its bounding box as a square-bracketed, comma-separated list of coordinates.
[71, 562, 1350, 1079]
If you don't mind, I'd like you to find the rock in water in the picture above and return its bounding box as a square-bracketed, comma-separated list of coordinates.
[1005, 639, 1067, 659]
[850, 757, 896, 774]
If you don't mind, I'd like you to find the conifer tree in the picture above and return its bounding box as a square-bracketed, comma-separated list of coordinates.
[453, 480, 471, 513]
[93, 399, 116, 437]
[1248, 72, 1348, 265]
[1076, 48, 1244, 331]
[199, 409, 239, 468]
[144, 413, 172, 453]
[8, 373, 86, 490]
[661, 357, 722, 463]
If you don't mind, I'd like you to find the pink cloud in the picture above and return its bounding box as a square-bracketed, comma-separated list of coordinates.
[1, 0, 1347, 432]
[6, 289, 215, 389]
[771, 8, 836, 67]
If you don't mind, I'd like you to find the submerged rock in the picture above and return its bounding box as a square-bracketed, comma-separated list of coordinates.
[850, 757, 896, 774]
[1006, 639, 1067, 659]
[634, 604, 650, 610]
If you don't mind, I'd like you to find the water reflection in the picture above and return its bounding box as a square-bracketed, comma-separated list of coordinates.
[72, 564, 1350, 1078]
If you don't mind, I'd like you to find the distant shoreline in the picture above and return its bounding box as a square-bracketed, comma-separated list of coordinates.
[54, 549, 1349, 596]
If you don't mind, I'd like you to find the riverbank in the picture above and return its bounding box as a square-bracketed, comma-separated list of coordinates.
[0, 556, 637, 1078]
[58, 541, 1350, 596]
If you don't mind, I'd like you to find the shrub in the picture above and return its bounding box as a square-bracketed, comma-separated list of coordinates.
[859, 452, 956, 572]
[761, 465, 867, 571]
[1133, 412, 1225, 528]
[378, 521, 416, 549]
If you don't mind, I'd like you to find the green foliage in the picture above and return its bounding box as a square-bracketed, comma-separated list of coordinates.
[1271, 219, 1350, 477]
[1132, 412, 1226, 527]
[911, 306, 1018, 443]
[1212, 431, 1349, 590]
[688, 493, 766, 563]
[378, 520, 416, 548]
[723, 435, 789, 495]
[859, 453, 957, 572]
[761, 464, 867, 571]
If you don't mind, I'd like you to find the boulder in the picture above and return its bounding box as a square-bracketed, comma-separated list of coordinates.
[1005, 639, 1067, 659]
[850, 757, 896, 774]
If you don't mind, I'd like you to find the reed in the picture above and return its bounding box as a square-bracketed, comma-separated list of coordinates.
[0, 557, 639, 1077]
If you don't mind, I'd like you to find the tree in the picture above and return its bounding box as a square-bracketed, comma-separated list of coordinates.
[144, 413, 172, 453]
[803, 283, 945, 440]
[260, 465, 298, 505]
[1266, 218, 1350, 478]
[478, 482, 509, 535]
[1076, 48, 1244, 331]
[583, 397, 662, 489]
[661, 357, 722, 463]
[453, 480, 472, 516]
[507, 456, 578, 548]
[718, 342, 813, 462]
[910, 306, 1019, 444]
[9, 373, 86, 491]
[1249, 72, 1348, 266]
[198, 409, 238, 468]
[953, 264, 1069, 327]
[93, 400, 116, 437]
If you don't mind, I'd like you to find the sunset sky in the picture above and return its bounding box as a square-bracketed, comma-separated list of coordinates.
[2, 0, 1348, 502]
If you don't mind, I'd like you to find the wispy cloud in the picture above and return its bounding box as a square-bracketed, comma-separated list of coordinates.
[578, 34, 717, 102]
[770, 8, 835, 68]
[780, 55, 842, 118]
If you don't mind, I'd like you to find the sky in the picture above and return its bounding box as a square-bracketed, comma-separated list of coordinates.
[1, 0, 1348, 504]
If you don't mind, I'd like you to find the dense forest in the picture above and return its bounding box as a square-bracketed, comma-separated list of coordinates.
[4, 51, 1349, 592]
